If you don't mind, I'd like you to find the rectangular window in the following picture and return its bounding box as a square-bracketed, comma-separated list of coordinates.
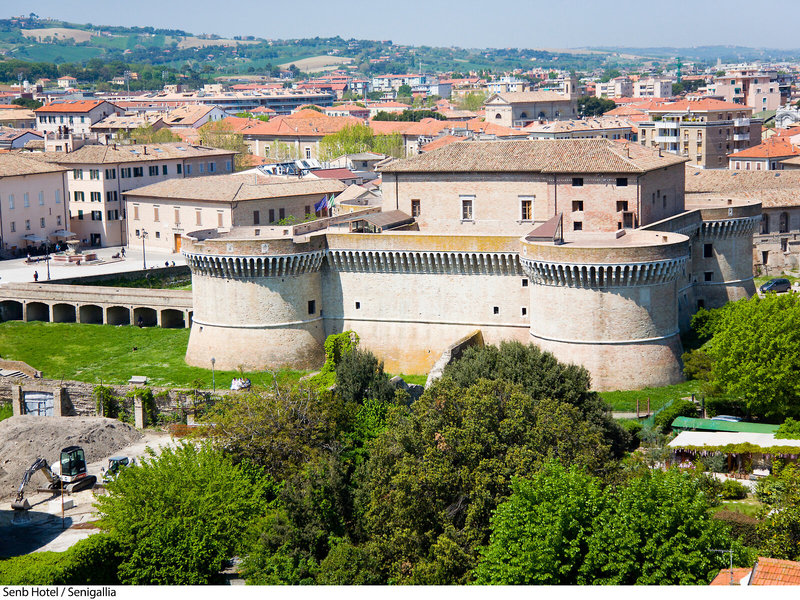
[154, 207, 160, 222]
[25, 219, 30, 230]
[121, 167, 131, 178]
[105, 168, 116, 179]
[9, 222, 14, 232]
[73, 169, 83, 180]
[149, 165, 159, 176]
[23, 193, 29, 207]
[209, 162, 215, 173]
[133, 167, 143, 177]
[162, 165, 168, 175]
[177, 164, 183, 174]
[305, 205, 311, 216]
[308, 300, 316, 315]
[572, 200, 583, 212]
[521, 307, 527, 316]
[195, 210, 202, 226]
[90, 192, 101, 202]
[55, 190, 61, 204]
[573, 221, 583, 231]
[493, 306, 499, 315]
[704, 271, 714, 282]
[253, 210, 260, 225]
[411, 199, 421, 217]
[305, 147, 311, 159]
[279, 208, 285, 220]
[218, 212, 223, 227]
[616, 177, 628, 187]
[616, 201, 628, 212]
[522, 278, 528, 287]
[8, 194, 14, 209]
[155, 232, 160, 239]
[56, 216, 61, 226]
[226, 160, 232, 172]
[174, 208, 180, 224]
[77, 211, 84, 220]
[520, 196, 533, 221]
[572, 177, 583, 187]
[74, 191, 84, 202]
[40, 217, 45, 228]
[704, 243, 713, 258]
[89, 169, 100, 180]
[268, 209, 275, 223]
[185, 164, 192, 175]
[198, 163, 204, 174]
[91, 211, 102, 221]
[461, 196, 474, 221]
[38, 191, 44, 206]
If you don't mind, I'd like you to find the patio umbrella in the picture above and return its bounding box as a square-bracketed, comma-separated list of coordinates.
[49, 229, 77, 238]
[22, 234, 46, 243]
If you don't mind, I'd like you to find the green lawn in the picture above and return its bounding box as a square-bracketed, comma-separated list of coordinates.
[755, 271, 800, 289]
[0, 322, 309, 390]
[0, 402, 11, 422]
[601, 380, 702, 413]
[716, 497, 762, 519]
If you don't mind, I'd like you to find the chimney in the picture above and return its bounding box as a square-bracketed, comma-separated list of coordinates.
[144, 145, 147, 155]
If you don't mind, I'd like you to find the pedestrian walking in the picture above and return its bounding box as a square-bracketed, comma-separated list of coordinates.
[33, 270, 38, 282]
[121, 247, 125, 257]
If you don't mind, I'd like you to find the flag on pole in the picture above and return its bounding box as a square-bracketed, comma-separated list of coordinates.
[314, 195, 327, 213]
[328, 194, 336, 209]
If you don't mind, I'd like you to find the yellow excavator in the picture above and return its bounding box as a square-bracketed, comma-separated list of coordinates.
[11, 446, 97, 511]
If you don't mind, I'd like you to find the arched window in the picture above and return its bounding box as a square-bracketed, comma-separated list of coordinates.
[780, 212, 789, 233]
[761, 213, 769, 234]
[538, 111, 546, 120]
[519, 112, 527, 119]
[495, 113, 502, 120]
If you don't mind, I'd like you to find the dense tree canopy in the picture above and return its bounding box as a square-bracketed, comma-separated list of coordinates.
[577, 96, 617, 116]
[318, 123, 403, 160]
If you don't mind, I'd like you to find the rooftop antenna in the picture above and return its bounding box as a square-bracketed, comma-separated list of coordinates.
[711, 548, 735, 585]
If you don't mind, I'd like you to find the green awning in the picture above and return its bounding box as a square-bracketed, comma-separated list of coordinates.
[671, 416, 779, 434]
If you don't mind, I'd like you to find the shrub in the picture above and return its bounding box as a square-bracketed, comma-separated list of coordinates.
[776, 417, 800, 440]
[720, 479, 749, 500]
[618, 419, 642, 450]
[712, 511, 760, 548]
[654, 398, 698, 430]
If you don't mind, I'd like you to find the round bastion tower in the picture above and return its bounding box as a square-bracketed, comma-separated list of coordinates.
[520, 229, 690, 391]
[182, 229, 327, 371]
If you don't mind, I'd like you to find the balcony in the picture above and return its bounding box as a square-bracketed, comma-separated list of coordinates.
[659, 120, 679, 129]
[655, 133, 678, 143]
[733, 118, 750, 127]
[733, 133, 750, 141]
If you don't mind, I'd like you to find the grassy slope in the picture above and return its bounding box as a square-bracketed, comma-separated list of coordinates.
[600, 380, 701, 413]
[0, 321, 308, 389]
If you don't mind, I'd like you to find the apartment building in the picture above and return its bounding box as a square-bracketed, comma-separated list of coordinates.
[708, 67, 783, 111]
[484, 85, 579, 127]
[124, 174, 345, 253]
[728, 137, 800, 171]
[595, 77, 633, 99]
[34, 100, 123, 136]
[371, 74, 429, 93]
[634, 77, 673, 98]
[27, 143, 236, 247]
[638, 99, 761, 168]
[0, 154, 68, 253]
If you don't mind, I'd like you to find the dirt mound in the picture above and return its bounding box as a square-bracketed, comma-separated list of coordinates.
[0, 416, 142, 498]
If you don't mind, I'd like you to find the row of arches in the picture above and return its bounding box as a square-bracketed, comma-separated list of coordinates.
[0, 300, 190, 328]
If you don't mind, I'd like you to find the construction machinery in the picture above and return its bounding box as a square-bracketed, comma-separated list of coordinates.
[11, 446, 97, 511]
[101, 456, 135, 483]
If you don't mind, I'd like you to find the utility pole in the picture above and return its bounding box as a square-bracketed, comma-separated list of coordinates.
[138, 229, 148, 269]
[712, 548, 735, 585]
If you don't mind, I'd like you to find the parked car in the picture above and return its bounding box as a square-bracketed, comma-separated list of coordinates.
[760, 278, 791, 294]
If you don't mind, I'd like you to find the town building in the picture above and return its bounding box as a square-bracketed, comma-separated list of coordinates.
[523, 116, 635, 141]
[181, 139, 759, 391]
[124, 174, 345, 253]
[638, 98, 762, 168]
[728, 137, 800, 170]
[0, 128, 42, 149]
[595, 77, 633, 99]
[26, 143, 236, 248]
[634, 77, 673, 98]
[484, 82, 579, 127]
[708, 67, 784, 111]
[0, 108, 35, 129]
[161, 104, 227, 129]
[89, 113, 166, 140]
[0, 154, 68, 254]
[34, 100, 123, 136]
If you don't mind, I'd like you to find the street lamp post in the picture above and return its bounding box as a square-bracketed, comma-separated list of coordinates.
[211, 357, 216, 393]
[45, 242, 50, 280]
[138, 229, 148, 269]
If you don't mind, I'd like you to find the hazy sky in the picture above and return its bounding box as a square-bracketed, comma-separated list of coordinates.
[3, 0, 795, 50]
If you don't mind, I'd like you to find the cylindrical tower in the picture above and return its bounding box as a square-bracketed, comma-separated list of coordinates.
[520, 230, 690, 391]
[183, 229, 327, 371]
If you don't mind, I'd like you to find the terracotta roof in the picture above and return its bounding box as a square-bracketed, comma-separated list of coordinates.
[368, 120, 417, 135]
[710, 568, 751, 585]
[34, 100, 116, 114]
[487, 91, 571, 103]
[242, 109, 362, 137]
[403, 118, 451, 137]
[649, 98, 752, 113]
[380, 138, 687, 174]
[26, 142, 235, 165]
[750, 557, 800, 585]
[0, 109, 34, 121]
[421, 135, 461, 152]
[728, 138, 800, 159]
[685, 166, 800, 208]
[124, 173, 345, 202]
[524, 116, 634, 134]
[0, 153, 65, 177]
[310, 168, 359, 180]
[162, 104, 217, 126]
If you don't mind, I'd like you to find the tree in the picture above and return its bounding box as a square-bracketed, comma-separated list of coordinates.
[397, 84, 412, 97]
[756, 463, 800, 560]
[694, 295, 800, 420]
[473, 462, 606, 584]
[122, 123, 180, 145]
[318, 123, 403, 160]
[457, 91, 487, 112]
[12, 97, 42, 109]
[599, 68, 622, 83]
[581, 469, 747, 584]
[577, 96, 616, 117]
[95, 443, 268, 584]
[358, 378, 612, 583]
[198, 120, 249, 170]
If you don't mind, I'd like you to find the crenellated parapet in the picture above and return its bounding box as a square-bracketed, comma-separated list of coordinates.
[184, 250, 326, 278]
[327, 249, 522, 276]
[520, 257, 687, 288]
[700, 216, 761, 239]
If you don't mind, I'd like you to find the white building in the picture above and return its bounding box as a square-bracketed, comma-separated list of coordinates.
[34, 100, 123, 136]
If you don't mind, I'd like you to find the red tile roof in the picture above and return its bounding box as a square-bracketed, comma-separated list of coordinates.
[650, 98, 751, 113]
[421, 135, 461, 152]
[729, 137, 800, 159]
[368, 120, 417, 135]
[751, 557, 800, 585]
[710, 568, 751, 585]
[241, 109, 362, 137]
[34, 100, 115, 114]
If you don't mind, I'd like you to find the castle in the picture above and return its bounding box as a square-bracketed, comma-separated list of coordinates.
[182, 139, 760, 391]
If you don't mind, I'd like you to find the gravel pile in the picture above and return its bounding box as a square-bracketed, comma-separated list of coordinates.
[0, 415, 142, 498]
